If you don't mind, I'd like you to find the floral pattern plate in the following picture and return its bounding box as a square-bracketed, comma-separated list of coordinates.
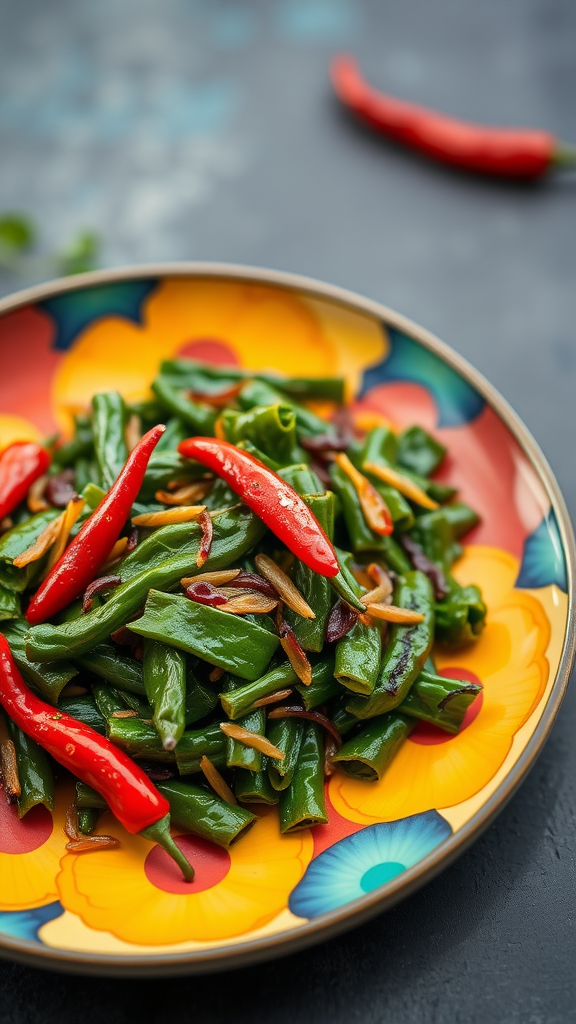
[0, 264, 573, 975]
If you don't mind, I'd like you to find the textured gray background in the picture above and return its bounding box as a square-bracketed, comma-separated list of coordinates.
[0, 0, 575, 1020]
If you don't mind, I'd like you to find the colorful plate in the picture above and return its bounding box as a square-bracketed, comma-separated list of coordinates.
[0, 264, 574, 975]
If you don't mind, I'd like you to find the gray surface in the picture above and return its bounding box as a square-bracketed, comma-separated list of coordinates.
[1, 0, 575, 1020]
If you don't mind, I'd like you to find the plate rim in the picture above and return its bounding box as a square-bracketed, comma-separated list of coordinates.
[0, 260, 574, 976]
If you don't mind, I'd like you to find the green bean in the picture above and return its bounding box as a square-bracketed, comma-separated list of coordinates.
[91, 680, 126, 719]
[294, 655, 340, 709]
[355, 426, 455, 504]
[153, 417, 189, 452]
[77, 808, 101, 835]
[159, 359, 346, 403]
[0, 508, 60, 592]
[175, 723, 227, 775]
[330, 548, 374, 612]
[76, 781, 108, 809]
[137, 450, 208, 502]
[6, 718, 54, 816]
[234, 764, 279, 805]
[398, 668, 481, 733]
[347, 571, 435, 719]
[285, 491, 334, 652]
[75, 643, 146, 695]
[220, 662, 298, 720]
[185, 672, 219, 725]
[409, 510, 462, 569]
[279, 722, 327, 831]
[331, 695, 361, 736]
[267, 717, 304, 791]
[277, 463, 324, 495]
[107, 716, 176, 762]
[329, 463, 411, 573]
[0, 586, 20, 620]
[439, 503, 480, 539]
[333, 552, 381, 696]
[58, 694, 107, 734]
[143, 639, 186, 751]
[352, 427, 414, 531]
[151, 375, 217, 434]
[435, 578, 487, 646]
[225, 709, 266, 772]
[332, 712, 414, 781]
[159, 359, 244, 393]
[52, 413, 93, 468]
[260, 374, 345, 403]
[126, 399, 165, 430]
[26, 506, 266, 662]
[157, 780, 257, 847]
[238, 379, 337, 441]
[220, 404, 302, 467]
[129, 591, 280, 681]
[91, 391, 128, 490]
[409, 511, 486, 643]
[335, 620, 381, 696]
[396, 425, 446, 477]
[2, 621, 78, 703]
[73, 456, 93, 492]
[235, 441, 281, 472]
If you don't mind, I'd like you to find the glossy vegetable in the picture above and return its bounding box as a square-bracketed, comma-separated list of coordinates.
[91, 392, 128, 490]
[143, 639, 186, 751]
[129, 590, 280, 681]
[0, 442, 50, 522]
[157, 779, 256, 847]
[279, 722, 327, 831]
[26, 425, 166, 625]
[331, 54, 576, 178]
[347, 571, 435, 718]
[0, 634, 193, 879]
[26, 505, 265, 661]
[178, 438, 339, 577]
[332, 712, 414, 780]
[6, 717, 54, 817]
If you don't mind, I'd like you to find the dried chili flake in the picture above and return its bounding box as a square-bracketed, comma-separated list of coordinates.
[185, 581, 228, 607]
[278, 618, 312, 686]
[196, 509, 214, 568]
[400, 534, 447, 600]
[45, 469, 77, 508]
[230, 571, 278, 598]
[267, 706, 343, 749]
[325, 600, 359, 643]
[82, 574, 122, 613]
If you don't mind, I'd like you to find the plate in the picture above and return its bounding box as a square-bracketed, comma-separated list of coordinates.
[0, 263, 573, 975]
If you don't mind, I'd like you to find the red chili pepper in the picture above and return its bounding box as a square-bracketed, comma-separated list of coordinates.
[26, 425, 165, 625]
[331, 54, 576, 179]
[0, 634, 193, 878]
[178, 437, 339, 578]
[0, 442, 51, 521]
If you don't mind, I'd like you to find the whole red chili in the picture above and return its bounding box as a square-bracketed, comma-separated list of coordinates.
[26, 424, 165, 625]
[0, 634, 193, 878]
[0, 442, 51, 521]
[178, 437, 339, 577]
[331, 54, 576, 179]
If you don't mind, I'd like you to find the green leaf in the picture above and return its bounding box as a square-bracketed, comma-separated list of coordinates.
[0, 213, 36, 253]
[57, 230, 100, 276]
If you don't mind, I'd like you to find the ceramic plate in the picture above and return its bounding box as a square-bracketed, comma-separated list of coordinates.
[0, 264, 573, 975]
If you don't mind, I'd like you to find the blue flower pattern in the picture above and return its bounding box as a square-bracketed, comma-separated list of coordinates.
[289, 811, 452, 919]
[0, 902, 64, 944]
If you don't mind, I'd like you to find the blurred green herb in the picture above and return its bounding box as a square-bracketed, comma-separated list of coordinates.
[0, 212, 100, 276]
